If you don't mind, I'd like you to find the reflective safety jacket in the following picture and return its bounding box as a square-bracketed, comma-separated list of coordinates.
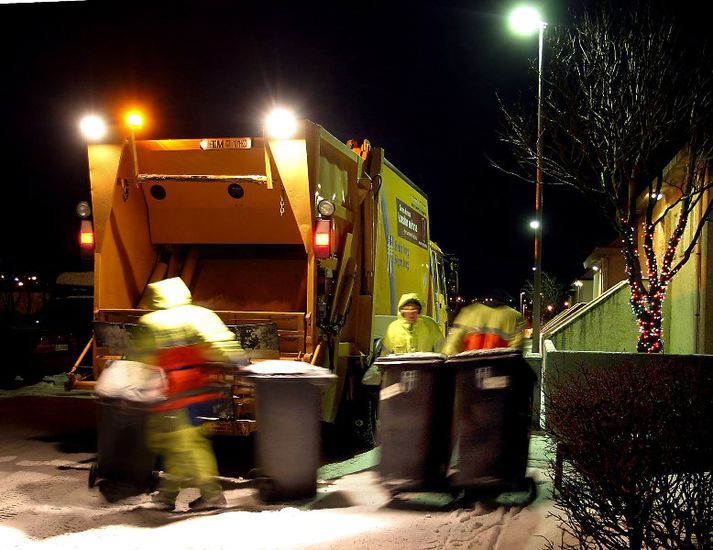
[441, 302, 526, 355]
[132, 278, 245, 412]
[382, 293, 444, 355]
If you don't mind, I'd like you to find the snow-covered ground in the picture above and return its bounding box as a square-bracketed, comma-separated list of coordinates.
[0, 378, 570, 549]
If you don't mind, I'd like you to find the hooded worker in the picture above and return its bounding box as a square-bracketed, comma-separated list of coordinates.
[131, 277, 246, 512]
[441, 290, 526, 355]
[382, 293, 444, 355]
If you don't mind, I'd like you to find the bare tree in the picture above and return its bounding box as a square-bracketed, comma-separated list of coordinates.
[522, 271, 566, 322]
[499, 2, 713, 352]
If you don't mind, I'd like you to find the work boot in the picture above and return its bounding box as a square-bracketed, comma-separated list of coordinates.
[150, 491, 176, 511]
[188, 493, 227, 511]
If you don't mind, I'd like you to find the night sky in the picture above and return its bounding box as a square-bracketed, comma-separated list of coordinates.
[0, 0, 622, 298]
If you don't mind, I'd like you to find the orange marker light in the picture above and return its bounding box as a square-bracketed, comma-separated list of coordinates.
[125, 111, 144, 130]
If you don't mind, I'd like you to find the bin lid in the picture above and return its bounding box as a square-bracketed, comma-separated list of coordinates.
[445, 347, 523, 364]
[95, 359, 167, 402]
[240, 360, 336, 382]
[375, 351, 447, 367]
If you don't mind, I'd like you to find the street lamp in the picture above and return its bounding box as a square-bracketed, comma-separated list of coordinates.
[509, 5, 546, 354]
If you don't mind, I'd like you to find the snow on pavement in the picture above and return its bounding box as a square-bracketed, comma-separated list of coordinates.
[0, 389, 567, 549]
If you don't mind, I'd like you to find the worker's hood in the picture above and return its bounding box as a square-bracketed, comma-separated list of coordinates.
[143, 277, 192, 310]
[397, 293, 423, 317]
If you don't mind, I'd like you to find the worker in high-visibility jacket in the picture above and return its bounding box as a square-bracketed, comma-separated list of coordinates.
[363, 293, 444, 385]
[131, 277, 246, 511]
[442, 292, 526, 355]
[382, 293, 444, 355]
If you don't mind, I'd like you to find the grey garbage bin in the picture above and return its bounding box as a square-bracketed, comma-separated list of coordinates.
[445, 348, 536, 497]
[90, 397, 157, 496]
[90, 360, 161, 498]
[242, 361, 336, 502]
[375, 352, 453, 493]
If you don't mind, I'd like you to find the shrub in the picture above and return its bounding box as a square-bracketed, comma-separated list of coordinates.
[545, 360, 713, 549]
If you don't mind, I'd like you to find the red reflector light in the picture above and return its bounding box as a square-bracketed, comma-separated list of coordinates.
[314, 219, 331, 258]
[79, 219, 94, 255]
[80, 232, 94, 246]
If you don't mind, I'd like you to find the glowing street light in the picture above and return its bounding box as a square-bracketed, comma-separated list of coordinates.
[79, 115, 107, 141]
[529, 219, 540, 230]
[265, 108, 298, 139]
[509, 4, 547, 354]
[509, 5, 543, 36]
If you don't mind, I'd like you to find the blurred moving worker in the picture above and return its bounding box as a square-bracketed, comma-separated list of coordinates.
[131, 277, 246, 511]
[442, 291, 526, 354]
[382, 293, 444, 355]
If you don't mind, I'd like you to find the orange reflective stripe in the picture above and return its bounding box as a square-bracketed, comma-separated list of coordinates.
[157, 345, 209, 369]
[463, 332, 509, 350]
[152, 391, 226, 412]
[154, 344, 219, 412]
[165, 367, 210, 396]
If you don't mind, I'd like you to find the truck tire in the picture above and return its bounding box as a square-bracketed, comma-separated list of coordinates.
[347, 385, 379, 451]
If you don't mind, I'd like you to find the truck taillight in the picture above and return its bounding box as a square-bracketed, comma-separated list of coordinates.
[79, 219, 94, 255]
[314, 219, 331, 258]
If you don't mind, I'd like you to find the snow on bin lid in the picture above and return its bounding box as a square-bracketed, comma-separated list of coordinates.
[375, 351, 447, 365]
[448, 348, 522, 360]
[240, 360, 335, 378]
[384, 352, 446, 359]
[95, 360, 166, 402]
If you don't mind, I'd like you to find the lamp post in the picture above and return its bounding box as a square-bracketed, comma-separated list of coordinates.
[125, 110, 144, 178]
[509, 5, 546, 354]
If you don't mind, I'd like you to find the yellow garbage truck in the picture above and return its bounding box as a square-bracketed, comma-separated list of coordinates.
[68, 119, 454, 441]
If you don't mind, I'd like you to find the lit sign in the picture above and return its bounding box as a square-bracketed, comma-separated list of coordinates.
[199, 137, 252, 150]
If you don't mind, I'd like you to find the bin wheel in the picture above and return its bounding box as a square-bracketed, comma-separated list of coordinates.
[258, 478, 277, 503]
[147, 471, 160, 493]
[519, 477, 537, 505]
[88, 463, 98, 489]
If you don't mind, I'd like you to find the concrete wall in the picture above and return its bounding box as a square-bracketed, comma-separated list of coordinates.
[667, 256, 698, 354]
[543, 280, 639, 353]
[663, 211, 713, 355]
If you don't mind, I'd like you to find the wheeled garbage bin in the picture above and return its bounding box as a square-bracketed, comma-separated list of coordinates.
[445, 349, 536, 499]
[90, 360, 163, 497]
[375, 352, 453, 493]
[90, 397, 157, 496]
[241, 361, 336, 503]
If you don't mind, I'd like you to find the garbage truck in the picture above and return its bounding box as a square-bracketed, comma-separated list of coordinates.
[67, 119, 456, 441]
